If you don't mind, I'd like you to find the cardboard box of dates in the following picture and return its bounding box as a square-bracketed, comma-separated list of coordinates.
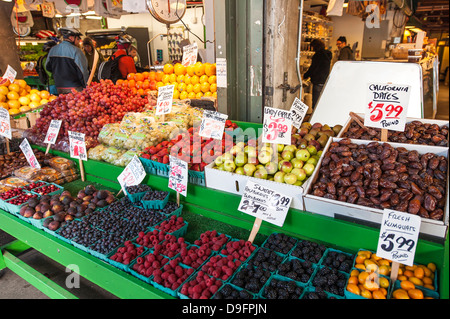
[303, 137, 449, 239]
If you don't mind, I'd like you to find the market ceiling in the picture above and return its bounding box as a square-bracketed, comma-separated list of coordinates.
[412, 0, 449, 32]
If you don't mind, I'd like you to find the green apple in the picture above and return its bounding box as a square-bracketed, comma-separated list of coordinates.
[217, 164, 225, 171]
[260, 146, 274, 156]
[283, 145, 297, 153]
[277, 144, 285, 153]
[243, 163, 256, 176]
[281, 150, 294, 161]
[274, 171, 286, 183]
[256, 164, 264, 170]
[294, 180, 303, 186]
[291, 168, 303, 178]
[235, 152, 248, 167]
[281, 161, 293, 173]
[254, 168, 268, 180]
[246, 146, 257, 158]
[235, 167, 245, 175]
[296, 149, 311, 162]
[291, 158, 304, 169]
[258, 150, 272, 165]
[296, 168, 307, 181]
[303, 163, 315, 176]
[236, 142, 246, 149]
[230, 145, 242, 156]
[306, 144, 317, 156]
[306, 157, 318, 166]
[265, 162, 278, 175]
[223, 159, 236, 172]
[223, 153, 234, 161]
[214, 155, 224, 167]
[284, 173, 298, 185]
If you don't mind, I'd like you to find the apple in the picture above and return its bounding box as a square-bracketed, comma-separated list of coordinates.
[306, 145, 318, 156]
[294, 180, 303, 186]
[296, 168, 307, 181]
[247, 146, 257, 158]
[291, 168, 303, 178]
[223, 159, 236, 172]
[253, 168, 268, 180]
[235, 152, 248, 167]
[265, 162, 278, 175]
[306, 157, 318, 166]
[235, 167, 245, 175]
[283, 145, 297, 153]
[291, 158, 304, 169]
[258, 150, 272, 165]
[284, 173, 298, 185]
[230, 145, 242, 156]
[243, 163, 256, 177]
[236, 142, 246, 149]
[277, 144, 285, 153]
[274, 171, 286, 184]
[296, 149, 311, 162]
[281, 150, 294, 161]
[215, 155, 224, 166]
[303, 163, 315, 176]
[223, 153, 234, 161]
[278, 159, 290, 170]
[281, 161, 293, 174]
[217, 164, 225, 171]
[260, 146, 274, 156]
[256, 164, 264, 170]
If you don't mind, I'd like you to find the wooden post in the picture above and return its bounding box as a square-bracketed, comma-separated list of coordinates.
[6, 138, 10, 155]
[248, 218, 262, 244]
[45, 143, 51, 155]
[177, 192, 180, 207]
[79, 158, 85, 182]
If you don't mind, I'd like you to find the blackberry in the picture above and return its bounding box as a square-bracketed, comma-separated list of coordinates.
[263, 278, 303, 299]
[125, 184, 151, 194]
[291, 240, 327, 264]
[277, 258, 314, 284]
[231, 265, 270, 294]
[247, 248, 284, 272]
[322, 250, 354, 273]
[142, 190, 169, 201]
[312, 266, 346, 296]
[213, 284, 253, 300]
[263, 233, 297, 254]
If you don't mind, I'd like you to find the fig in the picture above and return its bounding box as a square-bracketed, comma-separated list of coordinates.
[84, 185, 96, 195]
[27, 197, 40, 208]
[19, 205, 28, 216]
[43, 218, 52, 228]
[43, 209, 53, 218]
[52, 204, 64, 213]
[67, 207, 77, 216]
[96, 190, 109, 200]
[33, 212, 43, 220]
[23, 207, 35, 218]
[65, 215, 74, 222]
[97, 200, 107, 208]
[48, 221, 60, 231]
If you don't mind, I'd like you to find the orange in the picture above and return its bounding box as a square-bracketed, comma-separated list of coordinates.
[40, 99, 49, 105]
[194, 62, 205, 76]
[200, 82, 210, 93]
[184, 75, 192, 85]
[212, 92, 217, 98]
[186, 65, 195, 76]
[196, 92, 203, 98]
[137, 88, 145, 96]
[408, 289, 424, 299]
[0, 79, 11, 87]
[177, 75, 185, 83]
[14, 79, 27, 89]
[178, 83, 187, 92]
[162, 74, 171, 84]
[179, 91, 188, 100]
[0, 94, 6, 102]
[169, 73, 177, 83]
[29, 101, 40, 109]
[372, 290, 386, 299]
[19, 89, 28, 96]
[19, 105, 31, 113]
[142, 80, 150, 90]
[163, 63, 174, 74]
[134, 73, 144, 82]
[186, 84, 194, 93]
[346, 283, 360, 295]
[128, 79, 136, 88]
[171, 82, 178, 91]
[127, 73, 135, 81]
[156, 82, 164, 89]
[8, 108, 20, 115]
[148, 71, 157, 81]
[187, 92, 196, 99]
[190, 75, 200, 85]
[392, 289, 409, 299]
[205, 63, 216, 76]
[142, 71, 150, 79]
[7, 91, 19, 100]
[173, 90, 180, 100]
[135, 81, 143, 89]
[400, 280, 415, 290]
[0, 102, 9, 109]
[210, 83, 217, 93]
[193, 83, 201, 94]
[18, 96, 30, 106]
[174, 63, 186, 76]
[49, 95, 57, 102]
[8, 83, 20, 93]
[204, 91, 213, 97]
[116, 79, 124, 86]
[208, 75, 217, 84]
[0, 86, 9, 95]
[199, 75, 209, 84]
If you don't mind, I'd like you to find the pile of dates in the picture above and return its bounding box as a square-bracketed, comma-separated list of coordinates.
[343, 121, 448, 147]
[311, 138, 447, 221]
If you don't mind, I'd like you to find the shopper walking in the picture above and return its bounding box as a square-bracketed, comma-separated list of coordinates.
[46, 28, 89, 94]
[112, 35, 137, 80]
[82, 37, 105, 83]
[303, 39, 332, 109]
[37, 39, 58, 95]
[336, 36, 355, 61]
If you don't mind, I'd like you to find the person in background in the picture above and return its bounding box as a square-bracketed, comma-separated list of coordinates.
[336, 36, 355, 61]
[82, 37, 105, 83]
[112, 35, 136, 79]
[303, 39, 332, 109]
[37, 39, 58, 95]
[127, 45, 145, 73]
[46, 27, 89, 94]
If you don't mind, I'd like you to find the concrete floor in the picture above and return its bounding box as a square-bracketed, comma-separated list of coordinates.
[1, 81, 449, 299]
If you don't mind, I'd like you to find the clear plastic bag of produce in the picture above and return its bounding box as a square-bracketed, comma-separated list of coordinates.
[37, 167, 63, 182]
[46, 157, 75, 171]
[101, 147, 126, 165]
[0, 177, 29, 188]
[13, 167, 41, 181]
[97, 123, 120, 145]
[88, 144, 109, 161]
[115, 150, 140, 167]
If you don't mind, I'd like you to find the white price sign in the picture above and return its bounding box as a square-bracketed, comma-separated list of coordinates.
[156, 85, 175, 115]
[44, 120, 62, 145]
[0, 107, 12, 140]
[290, 97, 309, 129]
[364, 83, 411, 132]
[168, 156, 188, 197]
[182, 43, 198, 67]
[68, 131, 87, 161]
[238, 181, 292, 227]
[216, 58, 227, 88]
[262, 107, 293, 146]
[117, 155, 146, 191]
[19, 138, 41, 169]
[2, 65, 17, 83]
[376, 210, 421, 267]
[199, 110, 228, 140]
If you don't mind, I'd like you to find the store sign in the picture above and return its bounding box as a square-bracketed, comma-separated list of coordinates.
[238, 181, 292, 227]
[41, 1, 56, 18]
[364, 83, 410, 132]
[0, 107, 12, 140]
[117, 155, 146, 192]
[182, 43, 198, 67]
[156, 84, 174, 115]
[68, 131, 87, 161]
[44, 120, 62, 145]
[216, 58, 227, 88]
[19, 138, 41, 169]
[168, 156, 188, 197]
[199, 110, 228, 140]
[290, 97, 309, 129]
[376, 210, 421, 267]
[2, 65, 17, 83]
[262, 107, 293, 145]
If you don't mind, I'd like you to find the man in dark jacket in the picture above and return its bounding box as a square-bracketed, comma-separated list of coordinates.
[46, 28, 89, 94]
[336, 36, 355, 61]
[304, 39, 332, 109]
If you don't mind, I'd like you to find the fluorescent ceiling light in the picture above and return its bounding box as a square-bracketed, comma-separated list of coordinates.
[343, 3, 348, 8]
[86, 16, 102, 20]
[170, 2, 186, 10]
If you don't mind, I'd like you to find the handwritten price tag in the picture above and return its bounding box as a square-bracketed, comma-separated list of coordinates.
[290, 97, 308, 129]
[376, 210, 421, 267]
[262, 107, 293, 145]
[68, 131, 87, 161]
[199, 110, 228, 140]
[168, 156, 188, 197]
[182, 43, 198, 67]
[117, 155, 146, 192]
[19, 138, 41, 169]
[156, 85, 175, 115]
[238, 181, 292, 227]
[44, 120, 62, 145]
[0, 107, 12, 140]
[216, 58, 227, 88]
[2, 65, 17, 83]
[364, 83, 410, 132]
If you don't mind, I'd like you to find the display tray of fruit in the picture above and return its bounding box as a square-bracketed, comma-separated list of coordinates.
[340, 114, 449, 147]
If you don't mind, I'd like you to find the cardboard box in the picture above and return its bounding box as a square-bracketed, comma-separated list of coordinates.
[303, 138, 449, 239]
[26, 111, 41, 127]
[10, 116, 29, 130]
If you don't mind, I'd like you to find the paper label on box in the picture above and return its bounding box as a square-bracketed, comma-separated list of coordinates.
[156, 85, 174, 115]
[117, 155, 146, 192]
[68, 131, 87, 161]
[290, 97, 308, 129]
[182, 43, 198, 67]
[2, 65, 17, 83]
[20, 138, 41, 169]
[168, 156, 188, 197]
[199, 110, 228, 140]
[376, 210, 421, 267]
[262, 107, 293, 145]
[238, 180, 292, 227]
[44, 120, 62, 145]
[0, 107, 12, 140]
[364, 83, 410, 132]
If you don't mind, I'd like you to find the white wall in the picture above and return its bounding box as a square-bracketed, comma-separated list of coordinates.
[330, 12, 365, 60]
[107, 6, 206, 64]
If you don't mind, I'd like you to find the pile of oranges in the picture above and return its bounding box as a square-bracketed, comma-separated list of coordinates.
[116, 62, 217, 99]
[0, 79, 57, 115]
[391, 263, 437, 299]
[346, 268, 390, 299]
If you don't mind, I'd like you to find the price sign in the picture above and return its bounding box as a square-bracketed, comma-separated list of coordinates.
[364, 83, 411, 132]
[182, 43, 198, 67]
[156, 85, 175, 115]
[376, 210, 421, 267]
[44, 120, 62, 145]
[290, 97, 309, 129]
[1, 65, 17, 83]
[117, 155, 146, 191]
[19, 138, 41, 169]
[0, 107, 12, 140]
[262, 107, 293, 145]
[68, 131, 87, 161]
[199, 110, 228, 140]
[238, 181, 292, 228]
[216, 58, 227, 88]
[168, 156, 188, 197]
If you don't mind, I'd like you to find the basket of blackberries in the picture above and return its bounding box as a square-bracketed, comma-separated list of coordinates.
[141, 190, 169, 210]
